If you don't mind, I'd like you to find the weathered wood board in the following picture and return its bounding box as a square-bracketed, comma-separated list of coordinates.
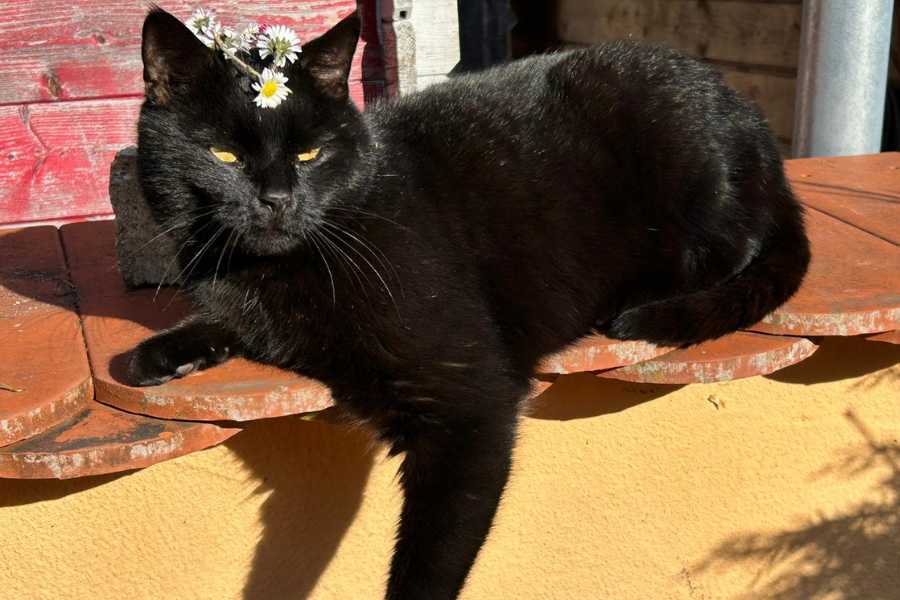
[410, 0, 460, 88]
[554, 0, 803, 144]
[0, 99, 142, 226]
[0, 227, 92, 447]
[787, 153, 900, 246]
[720, 67, 795, 142]
[555, 0, 802, 69]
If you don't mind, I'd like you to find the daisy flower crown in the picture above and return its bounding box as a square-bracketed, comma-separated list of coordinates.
[185, 8, 301, 109]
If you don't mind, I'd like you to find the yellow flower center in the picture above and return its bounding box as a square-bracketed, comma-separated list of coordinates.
[261, 81, 279, 98]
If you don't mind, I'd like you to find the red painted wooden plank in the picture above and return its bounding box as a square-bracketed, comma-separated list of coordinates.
[0, 106, 41, 221]
[0, 403, 240, 479]
[0, 226, 92, 447]
[61, 221, 336, 421]
[0, 98, 141, 224]
[28, 97, 141, 148]
[599, 332, 817, 384]
[755, 209, 900, 336]
[787, 153, 900, 245]
[0, 1, 364, 104]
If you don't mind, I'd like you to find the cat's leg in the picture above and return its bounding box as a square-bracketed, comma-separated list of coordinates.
[127, 316, 238, 386]
[384, 381, 523, 600]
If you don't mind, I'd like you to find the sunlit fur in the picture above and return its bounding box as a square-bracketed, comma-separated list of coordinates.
[131, 9, 809, 600]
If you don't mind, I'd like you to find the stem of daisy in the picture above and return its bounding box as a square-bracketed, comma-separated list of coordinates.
[213, 34, 261, 79]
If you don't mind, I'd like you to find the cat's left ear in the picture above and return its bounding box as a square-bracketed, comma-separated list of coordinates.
[298, 12, 360, 100]
[141, 8, 214, 106]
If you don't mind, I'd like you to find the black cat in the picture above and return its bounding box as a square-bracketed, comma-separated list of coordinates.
[131, 9, 809, 599]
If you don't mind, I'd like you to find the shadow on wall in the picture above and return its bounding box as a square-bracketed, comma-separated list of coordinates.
[693, 410, 900, 600]
[767, 336, 900, 386]
[0, 412, 378, 600]
[528, 337, 900, 423]
[527, 371, 683, 421]
[226, 414, 378, 600]
[0, 471, 127, 509]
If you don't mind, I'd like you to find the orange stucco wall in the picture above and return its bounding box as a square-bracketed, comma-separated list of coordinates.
[1, 336, 898, 599]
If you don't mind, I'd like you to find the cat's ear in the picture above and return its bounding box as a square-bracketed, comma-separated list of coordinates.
[299, 12, 360, 100]
[141, 8, 214, 105]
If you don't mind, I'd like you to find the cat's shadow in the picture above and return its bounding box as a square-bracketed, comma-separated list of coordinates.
[226, 415, 379, 600]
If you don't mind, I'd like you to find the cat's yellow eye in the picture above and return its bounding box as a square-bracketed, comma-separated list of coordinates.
[297, 148, 321, 162]
[210, 148, 239, 163]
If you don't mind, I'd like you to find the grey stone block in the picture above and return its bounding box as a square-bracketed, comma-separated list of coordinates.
[109, 146, 178, 288]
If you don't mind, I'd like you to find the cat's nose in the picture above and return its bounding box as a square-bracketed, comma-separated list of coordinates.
[258, 187, 291, 214]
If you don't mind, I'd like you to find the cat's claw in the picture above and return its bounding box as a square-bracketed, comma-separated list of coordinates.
[175, 363, 197, 376]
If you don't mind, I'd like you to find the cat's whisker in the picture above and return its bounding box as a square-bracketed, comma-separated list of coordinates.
[241, 287, 253, 314]
[321, 220, 400, 316]
[318, 227, 369, 295]
[212, 228, 237, 290]
[225, 230, 242, 274]
[168, 224, 227, 301]
[146, 207, 218, 242]
[309, 231, 337, 306]
[322, 217, 400, 286]
[161, 225, 227, 311]
[320, 227, 371, 291]
[328, 205, 406, 229]
[106, 208, 220, 275]
[153, 219, 218, 301]
[323, 228, 399, 305]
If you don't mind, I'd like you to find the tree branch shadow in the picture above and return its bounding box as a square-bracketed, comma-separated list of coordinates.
[693, 410, 900, 600]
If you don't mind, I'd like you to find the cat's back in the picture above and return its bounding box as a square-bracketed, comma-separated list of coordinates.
[367, 41, 768, 170]
[374, 42, 746, 118]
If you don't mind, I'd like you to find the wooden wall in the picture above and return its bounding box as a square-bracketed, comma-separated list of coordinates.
[0, 1, 378, 227]
[555, 0, 805, 149]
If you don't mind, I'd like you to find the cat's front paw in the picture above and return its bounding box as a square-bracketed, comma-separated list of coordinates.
[127, 331, 232, 387]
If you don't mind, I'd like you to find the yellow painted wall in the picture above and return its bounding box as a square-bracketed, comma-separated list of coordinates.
[1, 336, 898, 599]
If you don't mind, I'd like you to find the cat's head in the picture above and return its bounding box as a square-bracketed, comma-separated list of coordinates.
[137, 8, 370, 257]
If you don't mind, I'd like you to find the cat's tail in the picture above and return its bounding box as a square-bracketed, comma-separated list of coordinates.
[606, 212, 811, 348]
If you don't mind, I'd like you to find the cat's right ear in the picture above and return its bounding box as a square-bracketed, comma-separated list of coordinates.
[299, 12, 360, 101]
[141, 8, 213, 106]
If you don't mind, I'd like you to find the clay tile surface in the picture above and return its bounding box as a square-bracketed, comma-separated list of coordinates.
[787, 152, 900, 245]
[867, 330, 899, 345]
[60, 221, 335, 421]
[0, 227, 92, 447]
[754, 208, 900, 336]
[537, 334, 674, 375]
[598, 331, 817, 384]
[0, 402, 239, 479]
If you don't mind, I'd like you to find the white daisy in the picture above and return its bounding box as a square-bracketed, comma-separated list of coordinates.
[186, 8, 217, 45]
[217, 26, 239, 55]
[237, 23, 260, 53]
[252, 68, 292, 108]
[257, 24, 302, 67]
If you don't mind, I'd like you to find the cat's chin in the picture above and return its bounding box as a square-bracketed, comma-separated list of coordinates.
[240, 230, 302, 256]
